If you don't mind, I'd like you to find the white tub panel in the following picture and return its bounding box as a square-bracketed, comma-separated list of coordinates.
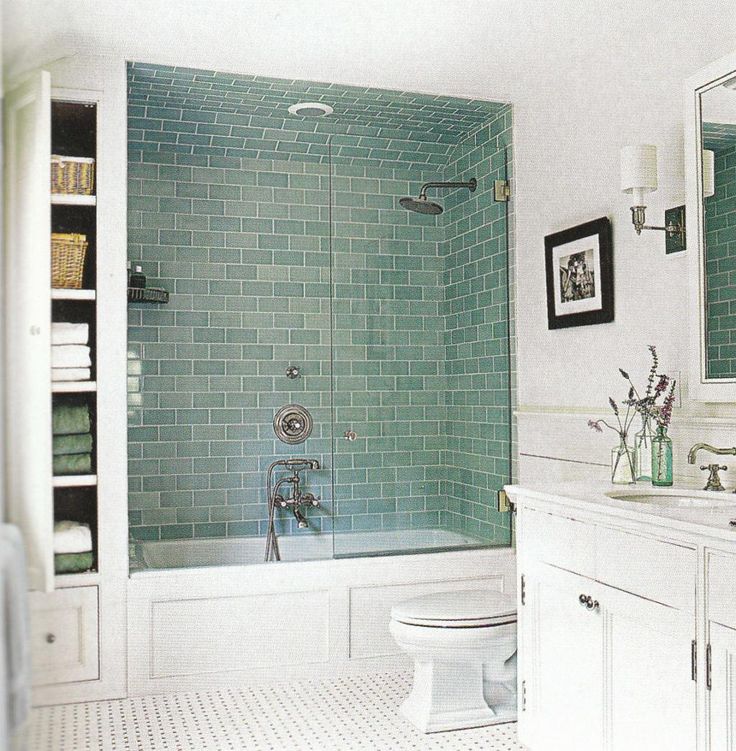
[150, 589, 330, 678]
[349, 575, 504, 660]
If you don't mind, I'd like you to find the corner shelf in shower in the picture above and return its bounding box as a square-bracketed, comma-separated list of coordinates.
[51, 194, 96, 206]
[52, 381, 97, 394]
[52, 474, 97, 488]
[127, 287, 169, 304]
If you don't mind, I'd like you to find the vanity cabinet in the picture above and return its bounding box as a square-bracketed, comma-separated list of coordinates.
[517, 504, 697, 751]
[706, 551, 736, 750]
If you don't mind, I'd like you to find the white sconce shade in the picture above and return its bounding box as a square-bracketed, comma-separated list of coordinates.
[620, 144, 658, 205]
[703, 149, 715, 199]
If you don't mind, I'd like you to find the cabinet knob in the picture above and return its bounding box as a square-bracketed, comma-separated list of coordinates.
[578, 594, 599, 611]
[45, 633, 56, 644]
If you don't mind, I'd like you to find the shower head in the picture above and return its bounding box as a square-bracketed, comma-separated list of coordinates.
[399, 196, 444, 215]
[400, 178, 477, 216]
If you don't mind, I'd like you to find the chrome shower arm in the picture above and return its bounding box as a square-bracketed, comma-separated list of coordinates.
[418, 178, 477, 199]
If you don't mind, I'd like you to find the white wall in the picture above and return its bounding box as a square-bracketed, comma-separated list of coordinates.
[513, 64, 736, 485]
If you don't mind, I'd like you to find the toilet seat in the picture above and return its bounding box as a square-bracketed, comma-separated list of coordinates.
[391, 590, 516, 628]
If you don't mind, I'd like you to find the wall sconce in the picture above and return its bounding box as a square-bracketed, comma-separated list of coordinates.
[703, 149, 715, 199]
[620, 144, 686, 252]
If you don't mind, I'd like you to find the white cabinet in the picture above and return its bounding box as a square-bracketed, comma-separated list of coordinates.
[706, 551, 736, 751]
[3, 56, 129, 704]
[518, 503, 697, 750]
[523, 563, 604, 751]
[708, 622, 736, 751]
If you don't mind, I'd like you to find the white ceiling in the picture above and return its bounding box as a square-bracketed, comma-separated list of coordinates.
[3, 0, 736, 103]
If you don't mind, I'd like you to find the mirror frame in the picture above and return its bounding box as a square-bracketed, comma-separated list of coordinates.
[686, 51, 736, 402]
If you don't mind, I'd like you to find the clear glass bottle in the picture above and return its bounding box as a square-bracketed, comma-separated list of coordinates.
[634, 416, 656, 481]
[651, 425, 673, 486]
[611, 435, 635, 484]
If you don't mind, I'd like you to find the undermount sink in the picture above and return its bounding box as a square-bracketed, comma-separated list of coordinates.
[606, 490, 736, 508]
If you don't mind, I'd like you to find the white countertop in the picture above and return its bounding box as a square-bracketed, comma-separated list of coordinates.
[505, 480, 736, 543]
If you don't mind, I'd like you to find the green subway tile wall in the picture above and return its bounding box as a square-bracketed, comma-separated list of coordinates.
[127, 62, 513, 547]
[441, 110, 513, 541]
[705, 137, 736, 378]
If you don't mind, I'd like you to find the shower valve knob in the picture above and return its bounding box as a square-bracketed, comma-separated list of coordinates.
[344, 430, 357, 441]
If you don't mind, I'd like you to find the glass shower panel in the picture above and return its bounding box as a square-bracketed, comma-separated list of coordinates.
[330, 100, 514, 558]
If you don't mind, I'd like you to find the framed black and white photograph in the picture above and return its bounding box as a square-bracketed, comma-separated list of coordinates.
[544, 216, 614, 329]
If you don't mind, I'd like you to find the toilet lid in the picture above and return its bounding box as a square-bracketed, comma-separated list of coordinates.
[391, 590, 517, 628]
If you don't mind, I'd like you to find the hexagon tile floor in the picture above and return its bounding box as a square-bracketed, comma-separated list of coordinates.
[29, 671, 526, 751]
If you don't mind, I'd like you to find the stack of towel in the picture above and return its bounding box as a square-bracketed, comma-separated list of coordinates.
[53, 520, 93, 574]
[52, 402, 93, 475]
[52, 322, 91, 382]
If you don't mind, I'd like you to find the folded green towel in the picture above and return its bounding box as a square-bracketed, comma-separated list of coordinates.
[52, 403, 90, 436]
[53, 433, 93, 456]
[54, 551, 94, 574]
[53, 453, 92, 475]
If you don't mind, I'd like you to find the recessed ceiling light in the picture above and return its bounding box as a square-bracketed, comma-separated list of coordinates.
[288, 102, 333, 117]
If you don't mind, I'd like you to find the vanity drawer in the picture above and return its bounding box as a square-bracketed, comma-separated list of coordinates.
[595, 527, 695, 610]
[29, 586, 99, 686]
[519, 507, 595, 578]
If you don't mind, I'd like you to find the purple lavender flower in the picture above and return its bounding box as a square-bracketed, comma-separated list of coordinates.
[608, 397, 619, 416]
[588, 419, 603, 433]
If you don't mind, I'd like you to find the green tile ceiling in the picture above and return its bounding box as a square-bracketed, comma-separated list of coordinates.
[128, 62, 508, 153]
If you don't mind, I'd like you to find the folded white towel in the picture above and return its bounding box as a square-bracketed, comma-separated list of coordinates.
[0, 524, 30, 745]
[52, 367, 91, 382]
[51, 345, 91, 369]
[51, 322, 89, 346]
[53, 521, 93, 554]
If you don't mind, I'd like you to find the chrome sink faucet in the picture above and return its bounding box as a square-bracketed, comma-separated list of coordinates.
[687, 444, 736, 491]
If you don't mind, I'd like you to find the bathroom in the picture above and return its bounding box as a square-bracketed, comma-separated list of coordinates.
[1, 1, 736, 749]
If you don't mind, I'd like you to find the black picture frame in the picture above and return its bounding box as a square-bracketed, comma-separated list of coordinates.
[544, 216, 614, 330]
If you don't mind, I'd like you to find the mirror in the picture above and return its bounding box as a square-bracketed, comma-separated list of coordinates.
[687, 52, 736, 401]
[701, 77, 736, 379]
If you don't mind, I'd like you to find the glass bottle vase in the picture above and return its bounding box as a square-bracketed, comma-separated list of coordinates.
[634, 416, 656, 481]
[611, 435, 636, 484]
[651, 426, 673, 487]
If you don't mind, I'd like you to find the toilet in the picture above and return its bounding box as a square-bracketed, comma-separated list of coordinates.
[389, 589, 517, 733]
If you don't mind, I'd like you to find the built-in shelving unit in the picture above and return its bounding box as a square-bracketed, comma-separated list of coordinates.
[51, 99, 99, 578]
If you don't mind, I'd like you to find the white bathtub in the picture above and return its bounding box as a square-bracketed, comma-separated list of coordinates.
[127, 532, 515, 696]
[133, 528, 489, 570]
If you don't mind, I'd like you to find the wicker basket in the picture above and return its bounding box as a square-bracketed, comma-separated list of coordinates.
[51, 233, 88, 289]
[51, 155, 95, 195]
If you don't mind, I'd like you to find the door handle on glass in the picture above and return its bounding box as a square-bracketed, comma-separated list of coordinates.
[344, 430, 357, 441]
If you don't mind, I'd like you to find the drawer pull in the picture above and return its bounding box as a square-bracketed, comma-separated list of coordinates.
[45, 633, 56, 644]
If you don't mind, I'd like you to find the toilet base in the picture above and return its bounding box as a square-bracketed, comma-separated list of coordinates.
[399, 660, 517, 734]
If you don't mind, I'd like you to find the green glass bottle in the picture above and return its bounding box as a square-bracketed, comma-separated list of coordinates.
[651, 425, 673, 487]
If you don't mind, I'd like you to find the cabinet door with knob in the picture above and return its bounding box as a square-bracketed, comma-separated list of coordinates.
[522, 561, 695, 751]
[522, 562, 605, 751]
[29, 586, 99, 686]
[706, 550, 736, 751]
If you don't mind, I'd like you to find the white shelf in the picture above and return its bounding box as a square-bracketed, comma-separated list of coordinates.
[55, 571, 99, 588]
[51, 193, 96, 206]
[53, 474, 97, 488]
[52, 381, 97, 393]
[51, 288, 96, 301]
